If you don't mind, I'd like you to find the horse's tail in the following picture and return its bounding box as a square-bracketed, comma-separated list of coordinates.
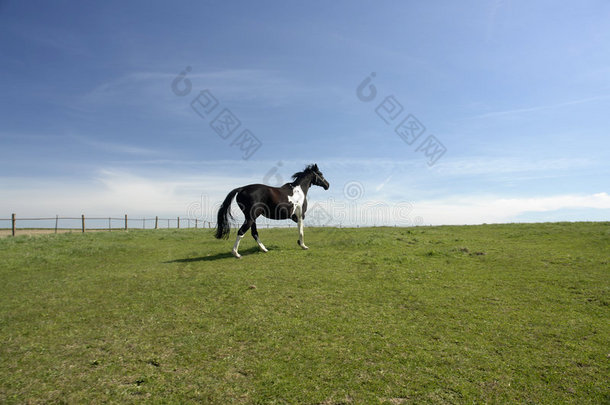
[215, 187, 242, 239]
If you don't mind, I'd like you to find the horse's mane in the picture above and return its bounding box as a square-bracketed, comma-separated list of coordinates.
[291, 164, 318, 183]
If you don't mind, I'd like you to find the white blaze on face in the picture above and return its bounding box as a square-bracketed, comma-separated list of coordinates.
[288, 185, 305, 215]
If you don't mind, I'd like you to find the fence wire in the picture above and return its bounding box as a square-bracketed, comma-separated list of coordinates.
[0, 214, 306, 236]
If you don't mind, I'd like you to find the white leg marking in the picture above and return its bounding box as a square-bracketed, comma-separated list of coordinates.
[297, 212, 308, 250]
[232, 234, 243, 258]
[255, 236, 268, 253]
[289, 188, 308, 250]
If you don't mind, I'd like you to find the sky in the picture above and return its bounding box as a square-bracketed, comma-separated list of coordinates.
[1, 0, 609, 226]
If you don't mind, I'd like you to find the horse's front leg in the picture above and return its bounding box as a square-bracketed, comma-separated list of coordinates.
[296, 209, 308, 250]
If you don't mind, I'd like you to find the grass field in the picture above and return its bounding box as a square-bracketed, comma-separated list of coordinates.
[0, 222, 608, 404]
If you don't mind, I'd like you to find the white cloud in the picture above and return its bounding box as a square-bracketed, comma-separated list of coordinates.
[2, 166, 608, 227]
[306, 192, 610, 226]
[0, 170, 244, 218]
[409, 193, 610, 225]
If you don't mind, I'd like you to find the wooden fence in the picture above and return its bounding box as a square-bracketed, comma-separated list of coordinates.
[1, 214, 299, 237]
[1, 214, 217, 237]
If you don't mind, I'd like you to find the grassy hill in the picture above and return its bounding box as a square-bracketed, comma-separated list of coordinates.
[1, 222, 608, 403]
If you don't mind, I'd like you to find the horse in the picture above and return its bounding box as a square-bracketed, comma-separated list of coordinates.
[215, 164, 330, 258]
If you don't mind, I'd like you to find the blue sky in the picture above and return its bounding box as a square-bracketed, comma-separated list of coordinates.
[1, 0, 609, 225]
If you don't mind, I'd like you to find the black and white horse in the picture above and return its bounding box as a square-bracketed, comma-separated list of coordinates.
[215, 164, 330, 258]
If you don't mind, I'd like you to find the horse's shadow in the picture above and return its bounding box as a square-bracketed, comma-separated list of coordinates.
[165, 247, 263, 263]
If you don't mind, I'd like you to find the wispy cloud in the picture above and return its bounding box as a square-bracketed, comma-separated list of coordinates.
[485, 0, 506, 43]
[81, 69, 341, 113]
[470, 94, 610, 120]
[2, 20, 92, 57]
[433, 156, 597, 176]
[71, 135, 159, 156]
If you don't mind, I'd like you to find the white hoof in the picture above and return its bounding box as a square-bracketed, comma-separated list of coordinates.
[232, 250, 241, 259]
[298, 240, 309, 250]
[260, 247, 269, 253]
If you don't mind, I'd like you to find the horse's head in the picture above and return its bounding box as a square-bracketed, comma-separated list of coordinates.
[309, 164, 330, 190]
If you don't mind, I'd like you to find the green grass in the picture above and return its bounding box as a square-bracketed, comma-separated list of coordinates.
[1, 222, 608, 404]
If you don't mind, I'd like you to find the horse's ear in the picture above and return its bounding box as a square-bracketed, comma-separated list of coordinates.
[313, 163, 319, 171]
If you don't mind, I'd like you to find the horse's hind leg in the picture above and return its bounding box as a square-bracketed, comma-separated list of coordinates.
[232, 219, 253, 259]
[251, 222, 268, 253]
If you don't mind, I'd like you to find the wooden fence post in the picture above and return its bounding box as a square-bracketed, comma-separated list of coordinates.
[177, 217, 180, 229]
[108, 217, 111, 232]
[81, 214, 85, 233]
[155, 216, 158, 229]
[125, 214, 128, 230]
[195, 218, 198, 229]
[11, 213, 16, 237]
